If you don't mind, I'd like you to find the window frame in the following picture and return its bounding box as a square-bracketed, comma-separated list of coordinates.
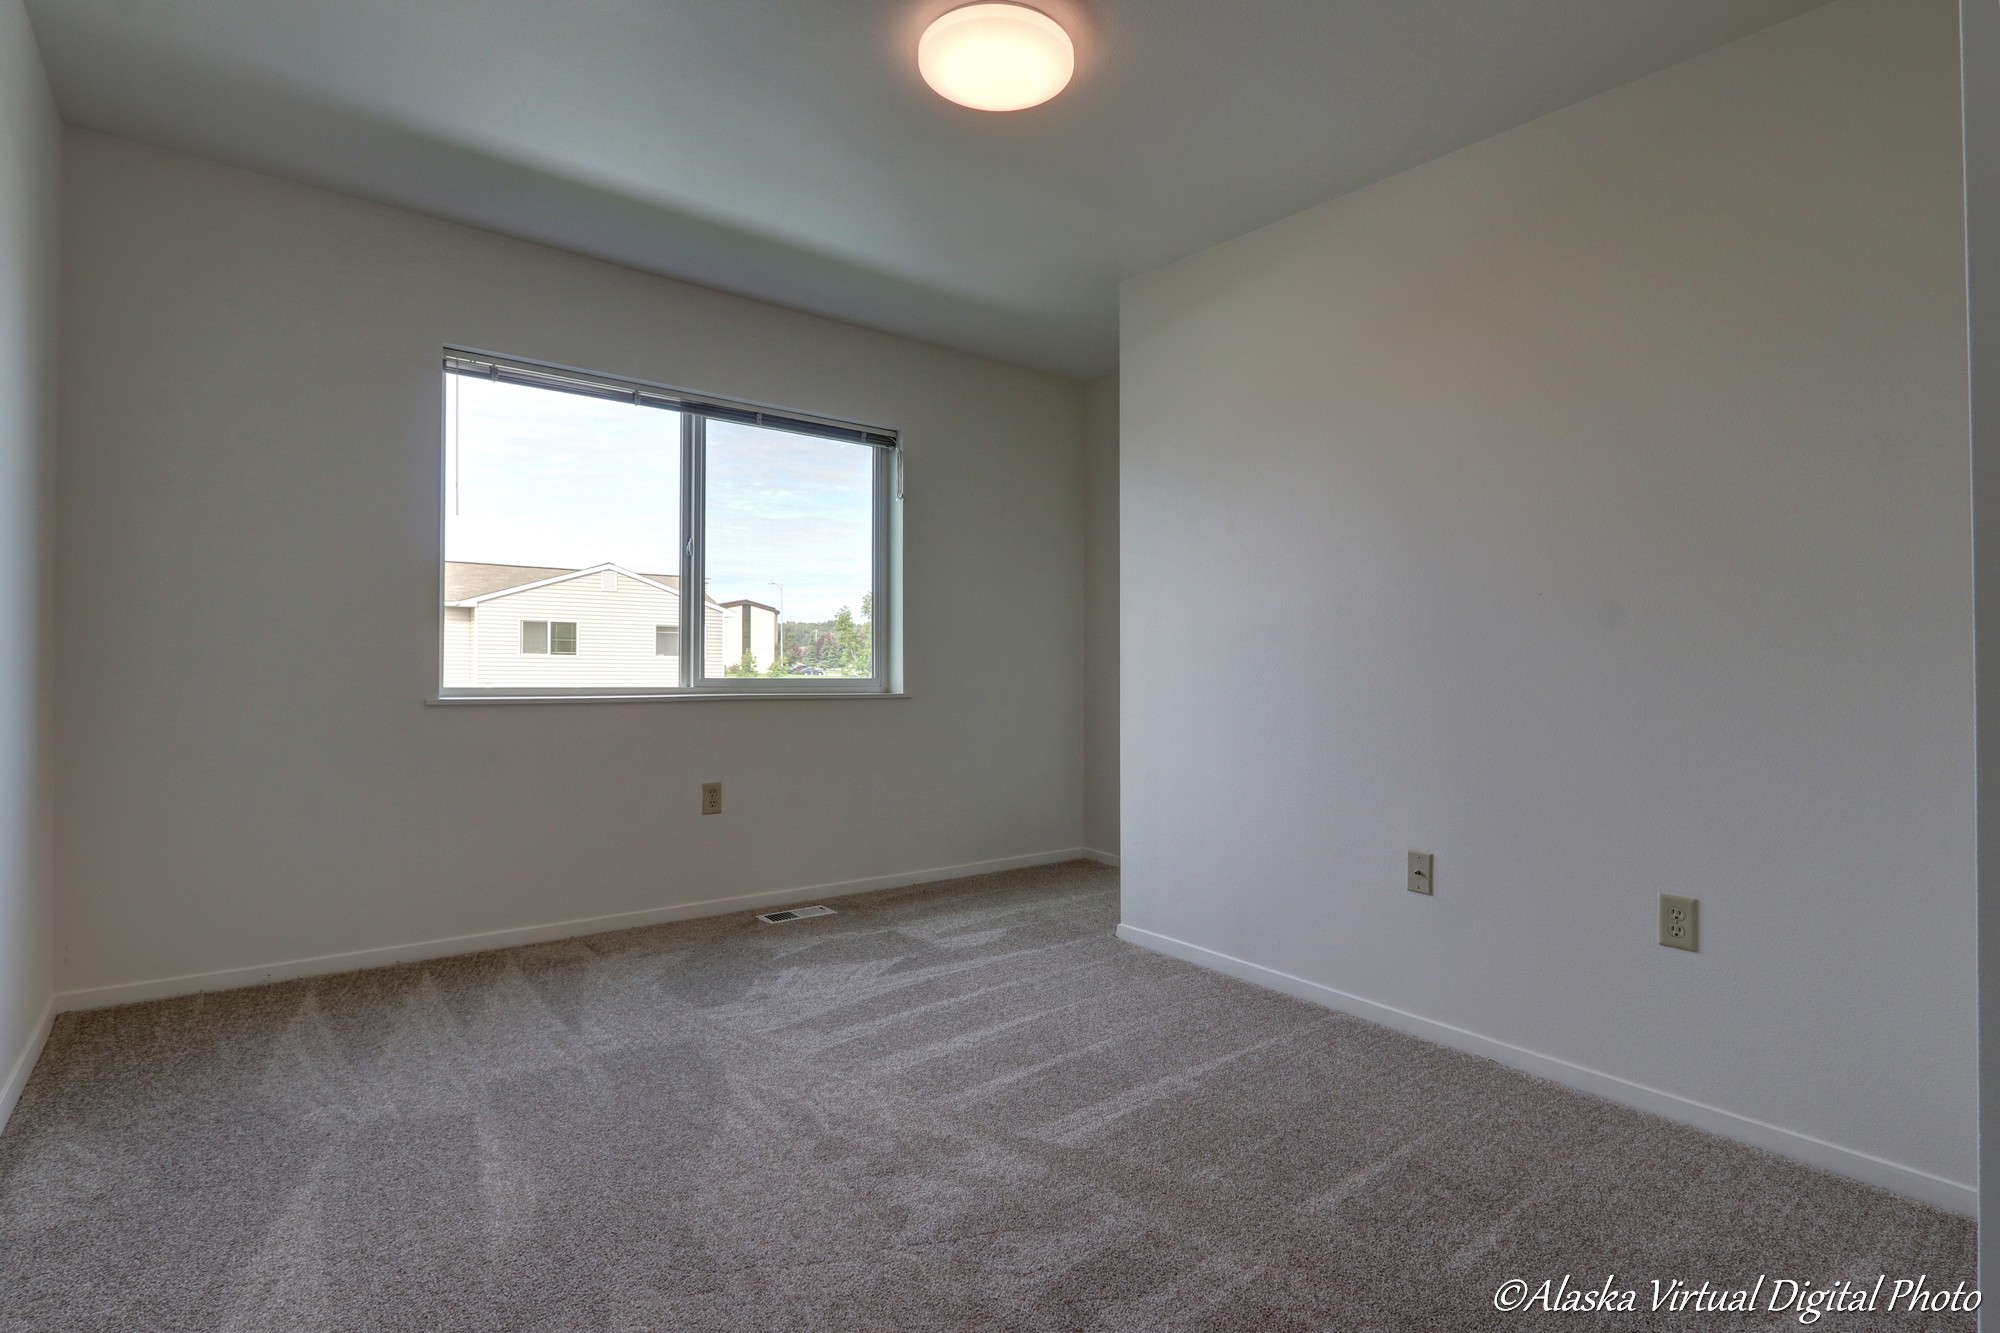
[437, 348, 899, 701]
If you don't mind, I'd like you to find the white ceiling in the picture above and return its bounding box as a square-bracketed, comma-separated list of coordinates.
[25, 0, 1827, 377]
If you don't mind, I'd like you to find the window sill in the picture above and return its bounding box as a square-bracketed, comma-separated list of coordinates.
[426, 691, 909, 706]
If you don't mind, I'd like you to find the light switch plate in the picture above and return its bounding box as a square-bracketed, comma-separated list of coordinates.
[1407, 851, 1434, 895]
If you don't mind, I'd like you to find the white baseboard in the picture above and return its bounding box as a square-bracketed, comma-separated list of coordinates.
[0, 995, 55, 1135]
[54, 849, 1100, 1014]
[1115, 923, 1974, 1217]
[1082, 847, 1121, 867]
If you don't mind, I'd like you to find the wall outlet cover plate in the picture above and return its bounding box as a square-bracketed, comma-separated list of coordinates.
[1659, 894, 1699, 951]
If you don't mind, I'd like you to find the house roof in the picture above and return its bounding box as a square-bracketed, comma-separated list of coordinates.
[444, 561, 695, 607]
[719, 599, 778, 615]
[447, 563, 580, 602]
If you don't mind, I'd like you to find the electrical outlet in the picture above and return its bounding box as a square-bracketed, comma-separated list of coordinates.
[701, 781, 722, 816]
[1407, 851, 1434, 895]
[1659, 894, 1698, 951]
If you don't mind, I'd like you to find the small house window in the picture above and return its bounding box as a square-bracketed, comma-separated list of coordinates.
[520, 620, 577, 654]
[656, 626, 679, 657]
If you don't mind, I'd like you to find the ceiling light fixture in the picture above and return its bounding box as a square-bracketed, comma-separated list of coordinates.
[918, 3, 1074, 112]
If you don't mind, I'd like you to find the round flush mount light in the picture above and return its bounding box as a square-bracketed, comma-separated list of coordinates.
[918, 3, 1075, 112]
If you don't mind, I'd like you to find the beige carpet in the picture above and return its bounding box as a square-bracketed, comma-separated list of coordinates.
[0, 861, 1975, 1330]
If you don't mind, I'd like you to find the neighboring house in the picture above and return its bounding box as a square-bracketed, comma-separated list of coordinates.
[442, 561, 730, 687]
[718, 600, 780, 673]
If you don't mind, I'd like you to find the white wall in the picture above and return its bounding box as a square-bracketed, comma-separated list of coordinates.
[1082, 374, 1118, 859]
[1120, 0, 1974, 1208]
[0, 0, 58, 1129]
[54, 131, 1088, 1000]
[1958, 0, 2000, 1288]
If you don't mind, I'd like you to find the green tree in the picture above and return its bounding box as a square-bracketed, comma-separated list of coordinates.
[853, 595, 873, 674]
[724, 651, 758, 678]
[832, 605, 870, 677]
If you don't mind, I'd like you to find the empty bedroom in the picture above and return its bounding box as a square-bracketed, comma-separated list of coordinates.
[3, 0, 1998, 1328]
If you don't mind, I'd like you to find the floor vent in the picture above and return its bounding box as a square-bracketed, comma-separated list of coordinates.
[756, 905, 836, 924]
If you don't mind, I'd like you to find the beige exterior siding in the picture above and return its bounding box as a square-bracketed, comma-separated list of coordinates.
[441, 606, 474, 684]
[445, 569, 684, 688]
[718, 602, 780, 673]
[703, 601, 724, 679]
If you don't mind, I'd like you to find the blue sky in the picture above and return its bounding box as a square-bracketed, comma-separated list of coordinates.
[445, 376, 873, 621]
